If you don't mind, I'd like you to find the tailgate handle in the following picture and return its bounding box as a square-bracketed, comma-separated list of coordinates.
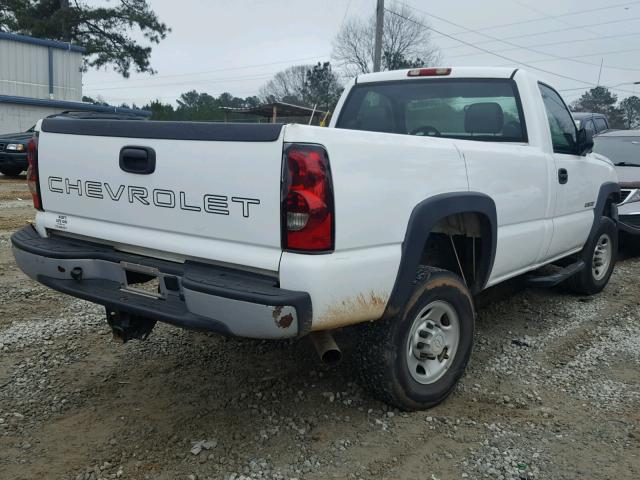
[119, 146, 156, 174]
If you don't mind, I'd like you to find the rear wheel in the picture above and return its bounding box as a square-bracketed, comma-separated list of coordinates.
[0, 166, 24, 176]
[567, 217, 617, 294]
[355, 266, 475, 410]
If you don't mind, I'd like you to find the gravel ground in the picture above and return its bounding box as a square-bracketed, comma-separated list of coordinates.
[0, 173, 639, 480]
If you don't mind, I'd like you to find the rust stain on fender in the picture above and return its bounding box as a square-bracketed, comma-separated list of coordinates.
[314, 276, 473, 331]
[313, 291, 388, 330]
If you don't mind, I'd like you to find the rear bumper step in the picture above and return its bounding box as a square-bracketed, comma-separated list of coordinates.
[11, 225, 312, 338]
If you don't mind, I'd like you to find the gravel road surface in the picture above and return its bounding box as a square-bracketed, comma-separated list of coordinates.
[1, 173, 639, 480]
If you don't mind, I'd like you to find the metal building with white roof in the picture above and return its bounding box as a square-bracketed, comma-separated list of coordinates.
[0, 32, 149, 133]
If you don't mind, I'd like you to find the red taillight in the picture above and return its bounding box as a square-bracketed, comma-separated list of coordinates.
[407, 67, 452, 77]
[26, 136, 42, 210]
[282, 144, 334, 252]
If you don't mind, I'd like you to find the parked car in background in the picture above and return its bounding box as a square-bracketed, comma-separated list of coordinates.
[593, 129, 640, 237]
[572, 112, 610, 135]
[0, 127, 33, 176]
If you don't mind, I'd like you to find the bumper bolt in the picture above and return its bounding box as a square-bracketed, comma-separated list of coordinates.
[70, 267, 83, 281]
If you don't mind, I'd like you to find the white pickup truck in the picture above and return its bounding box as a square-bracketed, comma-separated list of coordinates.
[12, 67, 620, 410]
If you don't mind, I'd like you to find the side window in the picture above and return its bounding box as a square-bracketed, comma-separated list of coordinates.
[594, 117, 608, 132]
[538, 84, 577, 154]
[583, 119, 596, 135]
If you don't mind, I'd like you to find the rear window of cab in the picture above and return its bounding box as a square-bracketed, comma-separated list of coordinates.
[336, 79, 527, 143]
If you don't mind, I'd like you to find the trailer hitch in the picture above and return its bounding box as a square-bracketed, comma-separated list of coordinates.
[106, 308, 157, 343]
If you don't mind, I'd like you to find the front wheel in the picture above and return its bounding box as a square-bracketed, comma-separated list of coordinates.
[568, 216, 617, 295]
[355, 266, 475, 410]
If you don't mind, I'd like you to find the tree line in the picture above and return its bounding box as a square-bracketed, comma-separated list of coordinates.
[83, 62, 344, 122]
[140, 62, 344, 122]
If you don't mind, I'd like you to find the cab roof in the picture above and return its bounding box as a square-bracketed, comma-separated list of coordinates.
[356, 66, 519, 84]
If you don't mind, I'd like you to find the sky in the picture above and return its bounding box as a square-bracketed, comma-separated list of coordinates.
[81, 0, 640, 107]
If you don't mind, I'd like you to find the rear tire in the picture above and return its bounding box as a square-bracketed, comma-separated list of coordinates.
[354, 266, 475, 410]
[0, 166, 24, 176]
[567, 217, 617, 295]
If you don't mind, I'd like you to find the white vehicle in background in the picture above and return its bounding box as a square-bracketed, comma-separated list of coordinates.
[12, 67, 619, 410]
[592, 129, 640, 240]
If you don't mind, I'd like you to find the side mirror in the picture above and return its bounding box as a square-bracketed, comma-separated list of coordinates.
[576, 127, 594, 156]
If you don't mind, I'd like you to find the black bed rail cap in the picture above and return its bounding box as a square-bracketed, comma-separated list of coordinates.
[40, 118, 284, 142]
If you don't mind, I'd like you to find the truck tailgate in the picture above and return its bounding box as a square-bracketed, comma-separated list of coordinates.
[36, 119, 285, 272]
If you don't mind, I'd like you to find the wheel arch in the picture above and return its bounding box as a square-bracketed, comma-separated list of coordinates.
[382, 192, 497, 320]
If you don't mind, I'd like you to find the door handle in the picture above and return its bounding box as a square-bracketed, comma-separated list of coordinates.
[119, 146, 156, 174]
[558, 168, 568, 184]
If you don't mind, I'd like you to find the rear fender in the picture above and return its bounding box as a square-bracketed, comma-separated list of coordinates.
[382, 192, 497, 320]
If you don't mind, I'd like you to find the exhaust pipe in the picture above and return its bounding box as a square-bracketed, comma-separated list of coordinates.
[310, 331, 342, 366]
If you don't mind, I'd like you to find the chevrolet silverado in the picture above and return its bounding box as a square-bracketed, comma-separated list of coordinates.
[11, 67, 620, 410]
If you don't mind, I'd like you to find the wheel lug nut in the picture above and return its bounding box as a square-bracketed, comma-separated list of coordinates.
[417, 342, 425, 349]
[418, 330, 428, 338]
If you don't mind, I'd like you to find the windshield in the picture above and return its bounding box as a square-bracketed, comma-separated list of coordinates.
[593, 136, 640, 165]
[336, 79, 527, 142]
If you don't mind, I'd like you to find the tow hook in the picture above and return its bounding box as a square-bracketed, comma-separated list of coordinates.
[106, 309, 156, 343]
